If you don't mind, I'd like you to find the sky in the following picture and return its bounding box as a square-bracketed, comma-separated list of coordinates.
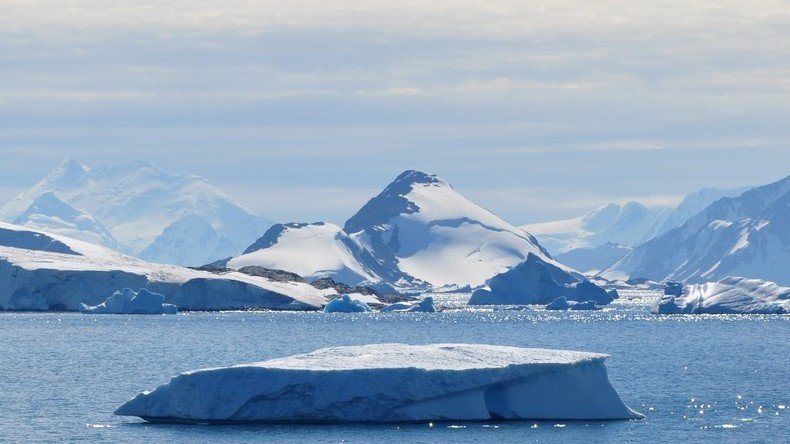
[1, 1, 789, 225]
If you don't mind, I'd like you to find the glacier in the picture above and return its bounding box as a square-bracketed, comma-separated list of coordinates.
[652, 277, 790, 314]
[81, 288, 177, 314]
[0, 222, 330, 311]
[468, 254, 614, 306]
[115, 343, 643, 423]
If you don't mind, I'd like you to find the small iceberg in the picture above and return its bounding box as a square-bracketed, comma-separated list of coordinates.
[323, 294, 372, 313]
[381, 297, 436, 313]
[115, 343, 643, 423]
[545, 297, 602, 311]
[652, 277, 789, 314]
[80, 288, 177, 314]
[545, 297, 570, 311]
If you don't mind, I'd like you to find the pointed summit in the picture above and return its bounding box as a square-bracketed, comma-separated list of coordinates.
[49, 159, 91, 187]
[343, 170, 557, 288]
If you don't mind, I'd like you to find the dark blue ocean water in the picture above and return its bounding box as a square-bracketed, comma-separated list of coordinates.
[1, 294, 787, 443]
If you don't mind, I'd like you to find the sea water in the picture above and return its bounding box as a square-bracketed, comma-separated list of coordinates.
[1, 292, 787, 442]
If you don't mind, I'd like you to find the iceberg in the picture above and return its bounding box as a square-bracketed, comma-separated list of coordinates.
[381, 297, 436, 313]
[323, 295, 373, 313]
[81, 288, 177, 314]
[544, 297, 601, 311]
[664, 281, 684, 296]
[569, 301, 601, 311]
[468, 254, 614, 306]
[652, 277, 789, 314]
[115, 343, 643, 423]
[545, 297, 570, 311]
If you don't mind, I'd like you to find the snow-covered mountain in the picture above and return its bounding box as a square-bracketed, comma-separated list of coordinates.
[0, 159, 274, 266]
[0, 221, 329, 311]
[342, 170, 559, 289]
[640, 187, 750, 241]
[11, 192, 120, 249]
[603, 175, 790, 285]
[227, 170, 564, 290]
[555, 243, 633, 274]
[228, 222, 383, 286]
[523, 202, 669, 254]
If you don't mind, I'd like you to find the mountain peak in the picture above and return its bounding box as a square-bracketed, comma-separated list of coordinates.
[392, 170, 443, 186]
[48, 159, 91, 187]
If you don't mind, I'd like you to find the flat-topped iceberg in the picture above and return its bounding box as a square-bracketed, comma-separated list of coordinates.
[81, 288, 177, 314]
[115, 343, 642, 423]
[652, 277, 789, 314]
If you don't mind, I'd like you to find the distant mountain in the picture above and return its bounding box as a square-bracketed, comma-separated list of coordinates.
[523, 187, 749, 256]
[229, 170, 565, 290]
[0, 159, 274, 266]
[523, 202, 669, 254]
[603, 175, 790, 285]
[640, 187, 750, 241]
[12, 192, 119, 249]
[556, 243, 633, 274]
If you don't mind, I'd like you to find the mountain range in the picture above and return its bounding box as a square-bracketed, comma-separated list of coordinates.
[603, 175, 790, 286]
[0, 159, 273, 266]
[2, 159, 786, 292]
[523, 187, 748, 256]
[227, 170, 566, 291]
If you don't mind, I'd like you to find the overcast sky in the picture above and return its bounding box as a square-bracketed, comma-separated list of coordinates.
[1, 1, 789, 225]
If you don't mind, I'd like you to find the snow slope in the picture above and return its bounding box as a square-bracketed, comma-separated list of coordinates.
[115, 343, 642, 423]
[0, 159, 273, 266]
[641, 187, 750, 241]
[228, 223, 381, 286]
[556, 243, 633, 274]
[0, 222, 327, 311]
[11, 192, 120, 249]
[603, 175, 790, 285]
[343, 170, 557, 289]
[652, 277, 789, 314]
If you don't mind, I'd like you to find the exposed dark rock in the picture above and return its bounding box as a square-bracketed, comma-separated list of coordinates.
[237, 266, 306, 283]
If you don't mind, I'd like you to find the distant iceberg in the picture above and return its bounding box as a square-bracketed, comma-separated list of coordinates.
[81, 288, 177, 314]
[469, 254, 614, 306]
[545, 297, 570, 311]
[115, 343, 643, 423]
[381, 297, 436, 313]
[652, 277, 789, 314]
[545, 297, 601, 311]
[323, 295, 372, 313]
